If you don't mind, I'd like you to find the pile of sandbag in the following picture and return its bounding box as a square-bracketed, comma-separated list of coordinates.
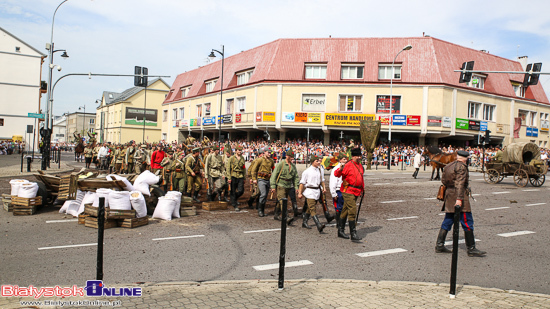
[10, 179, 29, 196]
[17, 182, 39, 198]
[133, 170, 159, 196]
[152, 195, 180, 221]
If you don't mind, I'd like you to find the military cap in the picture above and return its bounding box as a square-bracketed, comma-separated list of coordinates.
[457, 150, 470, 157]
[310, 154, 322, 163]
[167, 150, 174, 155]
[337, 152, 348, 160]
[192, 147, 200, 153]
[286, 148, 294, 157]
[235, 145, 243, 150]
[351, 148, 362, 157]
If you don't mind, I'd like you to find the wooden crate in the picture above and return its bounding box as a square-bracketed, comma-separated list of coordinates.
[84, 204, 100, 217]
[11, 196, 42, 207]
[84, 204, 136, 219]
[202, 201, 228, 211]
[78, 213, 89, 225]
[84, 216, 118, 229]
[58, 173, 78, 200]
[117, 217, 148, 228]
[180, 206, 197, 217]
[181, 196, 193, 204]
[2, 194, 12, 212]
[12, 205, 37, 216]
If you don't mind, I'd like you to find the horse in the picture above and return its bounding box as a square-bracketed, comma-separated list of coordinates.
[74, 142, 84, 162]
[424, 146, 458, 181]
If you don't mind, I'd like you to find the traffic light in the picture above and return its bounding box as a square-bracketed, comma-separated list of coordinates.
[523, 63, 542, 87]
[142, 67, 148, 87]
[134, 66, 149, 87]
[485, 130, 491, 144]
[459, 61, 475, 83]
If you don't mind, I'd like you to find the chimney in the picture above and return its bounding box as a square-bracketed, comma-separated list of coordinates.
[517, 56, 528, 71]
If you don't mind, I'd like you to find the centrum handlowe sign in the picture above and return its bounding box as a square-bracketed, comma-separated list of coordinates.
[325, 113, 375, 126]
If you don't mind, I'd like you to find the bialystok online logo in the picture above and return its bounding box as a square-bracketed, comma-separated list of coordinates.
[1, 281, 142, 299]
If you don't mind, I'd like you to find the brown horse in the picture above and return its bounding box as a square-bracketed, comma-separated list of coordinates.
[74, 142, 84, 162]
[424, 146, 458, 181]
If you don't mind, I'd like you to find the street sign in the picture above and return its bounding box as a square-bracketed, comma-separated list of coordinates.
[28, 113, 45, 119]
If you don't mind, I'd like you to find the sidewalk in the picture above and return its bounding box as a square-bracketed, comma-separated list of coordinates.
[1, 279, 548, 308]
[0, 156, 74, 178]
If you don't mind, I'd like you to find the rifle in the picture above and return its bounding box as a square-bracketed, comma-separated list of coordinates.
[355, 190, 365, 222]
[318, 185, 335, 223]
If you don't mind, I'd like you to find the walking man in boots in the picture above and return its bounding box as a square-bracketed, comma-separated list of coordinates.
[412, 149, 422, 179]
[270, 148, 299, 222]
[246, 148, 263, 211]
[298, 154, 326, 233]
[330, 152, 348, 238]
[172, 152, 187, 194]
[226, 145, 246, 212]
[185, 147, 204, 203]
[204, 145, 225, 201]
[435, 150, 486, 257]
[251, 147, 275, 217]
[333, 148, 364, 241]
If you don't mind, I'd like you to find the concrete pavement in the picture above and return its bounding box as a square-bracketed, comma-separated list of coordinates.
[0, 154, 74, 177]
[1, 279, 549, 308]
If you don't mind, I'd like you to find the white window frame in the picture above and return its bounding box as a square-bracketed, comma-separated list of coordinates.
[378, 64, 402, 79]
[205, 79, 218, 92]
[305, 64, 327, 79]
[226, 98, 234, 114]
[339, 95, 362, 113]
[172, 108, 177, 120]
[196, 104, 203, 118]
[237, 69, 254, 85]
[468, 102, 482, 119]
[204, 103, 211, 116]
[341, 64, 364, 79]
[512, 83, 525, 98]
[529, 111, 537, 126]
[163, 110, 168, 122]
[89, 118, 95, 124]
[467, 74, 486, 89]
[237, 97, 246, 113]
[179, 107, 185, 119]
[482, 104, 496, 121]
[180, 86, 191, 98]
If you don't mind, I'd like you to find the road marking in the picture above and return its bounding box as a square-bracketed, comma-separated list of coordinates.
[244, 228, 288, 234]
[525, 202, 546, 207]
[438, 213, 446, 216]
[387, 216, 418, 221]
[253, 260, 313, 271]
[38, 243, 97, 250]
[380, 200, 405, 204]
[485, 207, 510, 211]
[356, 248, 407, 257]
[492, 191, 510, 194]
[152, 235, 205, 241]
[381, 173, 394, 175]
[522, 189, 540, 192]
[497, 231, 535, 237]
[472, 194, 481, 196]
[444, 239, 481, 246]
[46, 219, 79, 223]
[366, 178, 380, 180]
[401, 182, 418, 184]
[373, 183, 391, 186]
[424, 197, 437, 200]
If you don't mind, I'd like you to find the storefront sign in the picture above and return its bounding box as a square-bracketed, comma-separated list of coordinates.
[125, 107, 158, 126]
[235, 114, 241, 123]
[283, 112, 295, 122]
[442, 117, 452, 128]
[468, 120, 480, 131]
[180, 119, 189, 127]
[376, 95, 401, 114]
[263, 112, 276, 122]
[406, 115, 421, 126]
[427, 116, 441, 127]
[203, 116, 216, 126]
[325, 113, 375, 126]
[302, 94, 326, 112]
[480, 121, 488, 131]
[393, 115, 406, 126]
[256, 112, 262, 122]
[526, 127, 539, 137]
[295, 112, 308, 123]
[173, 120, 179, 128]
[379, 115, 390, 125]
[456, 118, 469, 130]
[222, 114, 232, 124]
[307, 113, 321, 123]
[541, 120, 549, 132]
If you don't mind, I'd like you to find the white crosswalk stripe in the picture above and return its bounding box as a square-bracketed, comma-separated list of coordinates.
[356, 248, 407, 257]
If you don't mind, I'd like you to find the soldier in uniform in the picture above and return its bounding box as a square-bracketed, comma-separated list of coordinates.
[348, 139, 355, 149]
[160, 150, 174, 192]
[329, 152, 348, 237]
[226, 145, 246, 212]
[134, 144, 149, 174]
[83, 144, 94, 169]
[185, 147, 204, 202]
[204, 145, 225, 201]
[251, 147, 275, 217]
[186, 135, 196, 146]
[202, 136, 211, 146]
[219, 144, 232, 202]
[270, 148, 300, 222]
[87, 131, 97, 146]
[125, 142, 136, 174]
[435, 150, 486, 257]
[172, 152, 187, 194]
[114, 145, 125, 174]
[246, 148, 263, 211]
[298, 154, 327, 233]
[92, 144, 100, 169]
[73, 132, 82, 144]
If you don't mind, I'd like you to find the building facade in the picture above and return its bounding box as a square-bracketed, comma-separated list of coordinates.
[96, 78, 170, 144]
[65, 112, 96, 142]
[52, 115, 67, 143]
[0, 26, 46, 147]
[162, 37, 550, 148]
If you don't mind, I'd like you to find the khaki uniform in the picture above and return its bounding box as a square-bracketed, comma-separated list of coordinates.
[251, 156, 275, 205]
[160, 156, 173, 190]
[133, 148, 149, 174]
[247, 158, 262, 201]
[84, 147, 93, 159]
[270, 160, 299, 212]
[205, 152, 225, 195]
[185, 155, 203, 194]
[125, 146, 135, 173]
[114, 148, 125, 173]
[171, 158, 186, 193]
[92, 146, 100, 166]
[227, 154, 246, 208]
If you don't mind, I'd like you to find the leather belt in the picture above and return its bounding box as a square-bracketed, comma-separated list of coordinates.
[348, 184, 363, 189]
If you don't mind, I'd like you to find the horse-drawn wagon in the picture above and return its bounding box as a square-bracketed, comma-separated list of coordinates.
[483, 142, 547, 187]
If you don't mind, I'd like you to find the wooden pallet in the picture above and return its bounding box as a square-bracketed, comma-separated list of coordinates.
[180, 206, 197, 217]
[12, 205, 37, 216]
[2, 194, 12, 212]
[84, 204, 136, 219]
[78, 213, 89, 225]
[11, 196, 42, 207]
[117, 217, 148, 228]
[181, 196, 194, 204]
[78, 179, 127, 191]
[58, 173, 78, 200]
[84, 216, 118, 229]
[202, 201, 228, 211]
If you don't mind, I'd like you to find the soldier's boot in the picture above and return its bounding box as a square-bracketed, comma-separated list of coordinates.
[258, 201, 265, 217]
[223, 189, 230, 202]
[292, 203, 299, 219]
[465, 230, 486, 257]
[349, 221, 362, 242]
[302, 213, 312, 229]
[192, 191, 200, 203]
[312, 215, 326, 233]
[324, 210, 335, 224]
[435, 228, 452, 253]
[210, 192, 217, 202]
[247, 197, 255, 209]
[338, 216, 350, 239]
[273, 205, 281, 221]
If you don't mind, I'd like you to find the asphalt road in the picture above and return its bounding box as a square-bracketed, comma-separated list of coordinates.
[1, 153, 549, 295]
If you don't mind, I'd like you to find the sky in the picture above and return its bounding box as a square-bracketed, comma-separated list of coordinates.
[2, 0, 550, 117]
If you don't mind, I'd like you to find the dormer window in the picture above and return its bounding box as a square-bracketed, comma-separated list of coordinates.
[341, 64, 364, 79]
[305, 64, 327, 79]
[237, 69, 254, 85]
[206, 79, 218, 92]
[512, 82, 525, 98]
[378, 64, 402, 79]
[467, 74, 485, 89]
[180, 86, 191, 98]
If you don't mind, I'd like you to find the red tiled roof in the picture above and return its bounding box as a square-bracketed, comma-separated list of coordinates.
[164, 37, 549, 104]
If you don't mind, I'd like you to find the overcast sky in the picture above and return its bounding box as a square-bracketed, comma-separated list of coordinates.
[2, 0, 550, 116]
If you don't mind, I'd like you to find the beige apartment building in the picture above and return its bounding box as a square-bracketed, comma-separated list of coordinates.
[96, 78, 170, 144]
[162, 37, 550, 148]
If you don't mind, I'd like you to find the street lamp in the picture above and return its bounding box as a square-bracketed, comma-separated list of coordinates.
[42, 0, 70, 170]
[78, 105, 86, 137]
[387, 44, 412, 170]
[208, 45, 224, 144]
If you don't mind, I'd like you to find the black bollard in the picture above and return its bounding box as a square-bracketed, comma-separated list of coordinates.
[20, 151, 24, 173]
[449, 205, 461, 297]
[97, 197, 105, 280]
[58, 148, 61, 169]
[26, 156, 32, 172]
[278, 198, 288, 290]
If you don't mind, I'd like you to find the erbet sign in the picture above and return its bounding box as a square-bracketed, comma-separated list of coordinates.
[1, 280, 142, 299]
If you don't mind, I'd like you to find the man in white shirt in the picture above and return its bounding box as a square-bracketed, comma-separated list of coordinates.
[298, 154, 326, 233]
[98, 143, 110, 170]
[330, 152, 348, 238]
[412, 149, 423, 179]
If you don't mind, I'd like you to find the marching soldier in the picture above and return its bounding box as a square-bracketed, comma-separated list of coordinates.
[186, 135, 196, 146]
[204, 145, 225, 201]
[220, 144, 232, 202]
[270, 148, 300, 222]
[134, 144, 149, 174]
[172, 152, 187, 194]
[87, 131, 97, 146]
[114, 145, 125, 174]
[226, 145, 246, 212]
[250, 147, 275, 217]
[329, 152, 348, 238]
[125, 143, 136, 174]
[202, 136, 211, 146]
[92, 144, 100, 169]
[298, 154, 327, 233]
[83, 144, 94, 169]
[246, 148, 263, 211]
[348, 139, 355, 149]
[73, 132, 82, 144]
[161, 150, 174, 192]
[185, 147, 204, 202]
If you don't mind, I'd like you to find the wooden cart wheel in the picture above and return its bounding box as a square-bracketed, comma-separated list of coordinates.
[497, 174, 505, 183]
[529, 173, 546, 187]
[513, 169, 529, 187]
[484, 169, 500, 184]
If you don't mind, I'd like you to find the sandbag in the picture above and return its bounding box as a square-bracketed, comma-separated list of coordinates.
[66, 202, 81, 217]
[133, 182, 151, 196]
[152, 197, 176, 221]
[75, 190, 85, 204]
[17, 182, 39, 198]
[77, 192, 97, 215]
[108, 191, 132, 210]
[107, 174, 135, 191]
[165, 191, 182, 218]
[135, 170, 159, 186]
[129, 191, 147, 218]
[59, 200, 75, 214]
[10, 179, 29, 196]
[93, 188, 112, 207]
